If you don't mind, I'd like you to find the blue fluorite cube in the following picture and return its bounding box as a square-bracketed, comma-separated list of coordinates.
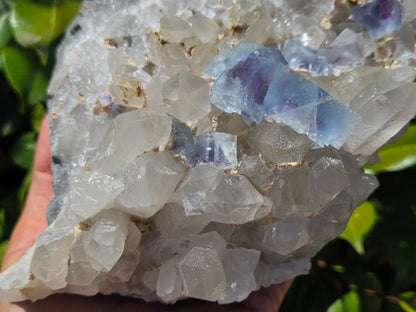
[192, 132, 237, 170]
[168, 118, 238, 169]
[207, 44, 361, 149]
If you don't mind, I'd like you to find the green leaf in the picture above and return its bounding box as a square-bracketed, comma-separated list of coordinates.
[0, 114, 24, 137]
[30, 102, 46, 132]
[1, 44, 36, 103]
[0, 240, 8, 268]
[1, 44, 48, 107]
[27, 67, 48, 105]
[2, 0, 18, 9]
[34, 45, 49, 65]
[400, 292, 416, 309]
[328, 299, 343, 312]
[340, 202, 378, 255]
[10, 132, 36, 169]
[0, 12, 12, 48]
[366, 125, 416, 174]
[0, 209, 5, 240]
[327, 291, 361, 312]
[17, 168, 32, 208]
[399, 300, 416, 312]
[10, 0, 81, 47]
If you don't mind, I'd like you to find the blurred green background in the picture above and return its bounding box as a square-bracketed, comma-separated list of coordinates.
[0, 1, 415, 311]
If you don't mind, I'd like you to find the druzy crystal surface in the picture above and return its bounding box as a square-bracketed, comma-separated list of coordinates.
[1, 0, 416, 304]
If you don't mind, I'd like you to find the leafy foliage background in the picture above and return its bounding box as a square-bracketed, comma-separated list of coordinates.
[0, 1, 415, 311]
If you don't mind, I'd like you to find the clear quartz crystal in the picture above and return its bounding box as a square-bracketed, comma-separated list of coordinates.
[0, 0, 415, 304]
[162, 71, 211, 125]
[117, 151, 186, 218]
[179, 246, 227, 301]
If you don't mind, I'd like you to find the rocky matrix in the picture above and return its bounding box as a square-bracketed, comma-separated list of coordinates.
[1, 0, 416, 304]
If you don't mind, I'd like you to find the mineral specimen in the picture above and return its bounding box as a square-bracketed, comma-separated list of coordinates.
[0, 0, 415, 305]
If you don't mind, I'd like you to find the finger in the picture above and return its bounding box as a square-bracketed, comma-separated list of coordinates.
[240, 279, 294, 311]
[2, 116, 52, 271]
[0, 285, 294, 312]
[0, 294, 240, 312]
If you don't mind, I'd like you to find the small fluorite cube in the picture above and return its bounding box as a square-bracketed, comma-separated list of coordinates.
[352, 0, 405, 40]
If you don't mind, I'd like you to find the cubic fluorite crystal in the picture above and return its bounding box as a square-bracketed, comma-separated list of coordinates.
[352, 0, 405, 40]
[0, 0, 415, 305]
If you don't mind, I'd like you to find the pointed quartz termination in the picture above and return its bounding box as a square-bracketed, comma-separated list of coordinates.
[162, 71, 211, 125]
[179, 246, 227, 302]
[351, 0, 405, 41]
[117, 151, 186, 218]
[282, 28, 375, 76]
[246, 122, 314, 165]
[219, 248, 260, 303]
[170, 164, 270, 224]
[207, 44, 361, 149]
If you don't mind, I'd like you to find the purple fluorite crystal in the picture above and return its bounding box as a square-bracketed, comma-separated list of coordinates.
[99, 93, 126, 117]
[168, 119, 237, 170]
[207, 44, 361, 148]
[351, 0, 405, 40]
[282, 29, 374, 76]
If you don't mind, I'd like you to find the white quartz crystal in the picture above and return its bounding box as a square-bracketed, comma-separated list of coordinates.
[0, 0, 415, 305]
[117, 151, 186, 218]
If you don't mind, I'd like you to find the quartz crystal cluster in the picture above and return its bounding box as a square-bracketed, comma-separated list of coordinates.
[0, 0, 415, 304]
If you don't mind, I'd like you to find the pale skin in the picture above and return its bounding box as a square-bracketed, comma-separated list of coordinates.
[0, 117, 292, 312]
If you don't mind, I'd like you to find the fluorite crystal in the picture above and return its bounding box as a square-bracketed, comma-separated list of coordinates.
[0, 0, 415, 305]
[282, 29, 375, 76]
[209, 45, 361, 148]
[352, 0, 405, 40]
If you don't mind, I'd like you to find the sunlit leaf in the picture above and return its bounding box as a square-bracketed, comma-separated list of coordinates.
[332, 265, 346, 273]
[399, 300, 416, 312]
[10, 132, 36, 169]
[366, 125, 416, 175]
[0, 12, 12, 48]
[327, 291, 361, 312]
[340, 201, 378, 254]
[327, 299, 343, 312]
[1, 44, 36, 105]
[400, 292, 416, 310]
[30, 102, 46, 132]
[0, 240, 8, 268]
[1, 44, 48, 107]
[0, 209, 5, 240]
[10, 0, 81, 47]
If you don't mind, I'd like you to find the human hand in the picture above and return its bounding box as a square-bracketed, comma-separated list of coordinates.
[0, 116, 292, 312]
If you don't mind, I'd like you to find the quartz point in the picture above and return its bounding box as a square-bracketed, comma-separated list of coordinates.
[0, 0, 415, 305]
[162, 71, 211, 125]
